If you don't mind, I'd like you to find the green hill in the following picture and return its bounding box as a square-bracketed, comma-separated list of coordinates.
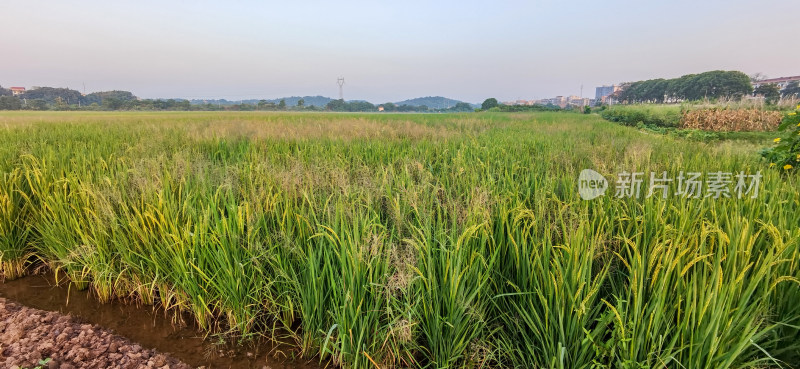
[394, 96, 476, 109]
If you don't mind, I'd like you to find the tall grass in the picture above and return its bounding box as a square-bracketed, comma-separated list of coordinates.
[0, 167, 30, 280]
[0, 111, 798, 368]
[600, 105, 683, 128]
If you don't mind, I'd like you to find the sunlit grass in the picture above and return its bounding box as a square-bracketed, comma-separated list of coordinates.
[0, 111, 798, 368]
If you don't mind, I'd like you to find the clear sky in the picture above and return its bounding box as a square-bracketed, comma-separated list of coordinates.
[1, 0, 796, 103]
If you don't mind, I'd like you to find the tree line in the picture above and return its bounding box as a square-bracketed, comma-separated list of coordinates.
[0, 85, 475, 112]
[613, 70, 800, 105]
[0, 86, 150, 110]
[614, 70, 755, 104]
[326, 99, 474, 112]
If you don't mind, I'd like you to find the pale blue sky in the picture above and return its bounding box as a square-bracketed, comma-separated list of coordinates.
[1, 0, 796, 103]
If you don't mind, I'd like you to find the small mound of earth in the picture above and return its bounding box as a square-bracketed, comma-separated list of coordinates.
[0, 297, 191, 369]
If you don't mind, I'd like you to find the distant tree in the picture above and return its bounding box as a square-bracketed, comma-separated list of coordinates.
[481, 98, 499, 110]
[618, 70, 752, 103]
[54, 97, 70, 110]
[324, 99, 376, 112]
[382, 102, 397, 112]
[451, 102, 473, 112]
[686, 70, 752, 100]
[297, 98, 305, 107]
[0, 86, 11, 97]
[258, 100, 277, 110]
[229, 102, 256, 111]
[782, 81, 800, 99]
[354, 101, 376, 111]
[278, 99, 287, 110]
[714, 71, 752, 99]
[665, 76, 691, 102]
[21, 87, 82, 105]
[149, 99, 164, 110]
[395, 104, 414, 112]
[326, 99, 347, 111]
[754, 83, 781, 104]
[102, 97, 124, 110]
[0, 96, 22, 110]
[29, 99, 48, 110]
[749, 72, 767, 82]
[82, 90, 136, 106]
[495, 104, 561, 112]
[617, 80, 668, 103]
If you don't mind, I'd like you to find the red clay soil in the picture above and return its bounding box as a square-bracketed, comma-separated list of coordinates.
[0, 297, 191, 369]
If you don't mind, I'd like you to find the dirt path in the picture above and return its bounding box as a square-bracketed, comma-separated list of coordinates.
[0, 297, 191, 369]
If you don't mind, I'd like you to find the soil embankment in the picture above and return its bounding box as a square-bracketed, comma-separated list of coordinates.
[0, 274, 316, 369]
[0, 297, 191, 368]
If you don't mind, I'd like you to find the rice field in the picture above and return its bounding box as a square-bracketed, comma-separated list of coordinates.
[0, 111, 799, 368]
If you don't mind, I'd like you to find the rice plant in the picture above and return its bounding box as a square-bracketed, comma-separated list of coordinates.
[0, 110, 797, 368]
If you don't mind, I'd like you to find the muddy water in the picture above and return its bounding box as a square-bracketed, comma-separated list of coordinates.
[0, 273, 319, 369]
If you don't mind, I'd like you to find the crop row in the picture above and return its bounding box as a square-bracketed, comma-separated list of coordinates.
[0, 112, 798, 368]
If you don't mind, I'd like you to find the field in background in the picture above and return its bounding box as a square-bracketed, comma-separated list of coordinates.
[600, 103, 786, 134]
[0, 111, 798, 368]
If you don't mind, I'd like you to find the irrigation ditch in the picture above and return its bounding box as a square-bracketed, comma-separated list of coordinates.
[0, 273, 319, 369]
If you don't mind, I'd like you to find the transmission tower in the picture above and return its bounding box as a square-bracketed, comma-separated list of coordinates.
[337, 77, 345, 100]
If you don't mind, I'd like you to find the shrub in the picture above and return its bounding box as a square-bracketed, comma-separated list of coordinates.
[599, 105, 681, 127]
[761, 105, 800, 172]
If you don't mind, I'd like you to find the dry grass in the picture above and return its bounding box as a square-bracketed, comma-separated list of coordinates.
[695, 96, 800, 110]
[187, 117, 457, 141]
[680, 108, 783, 132]
[0, 112, 461, 141]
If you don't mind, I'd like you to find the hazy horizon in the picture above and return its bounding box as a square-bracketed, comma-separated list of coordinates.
[1, 0, 797, 103]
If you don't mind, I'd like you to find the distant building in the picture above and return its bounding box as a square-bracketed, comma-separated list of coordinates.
[503, 99, 537, 106]
[752, 76, 800, 90]
[504, 96, 593, 108]
[595, 85, 621, 104]
[377, 105, 385, 112]
[567, 96, 592, 107]
[9, 87, 25, 96]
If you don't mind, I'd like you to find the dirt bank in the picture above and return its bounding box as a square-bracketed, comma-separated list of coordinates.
[0, 274, 316, 368]
[0, 297, 191, 369]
